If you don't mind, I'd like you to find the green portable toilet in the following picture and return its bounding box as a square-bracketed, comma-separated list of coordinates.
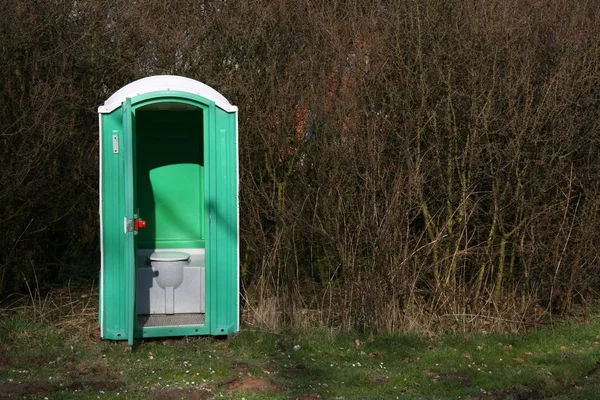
[98, 76, 239, 344]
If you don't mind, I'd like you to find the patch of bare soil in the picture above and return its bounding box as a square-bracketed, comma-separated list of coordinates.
[547, 353, 584, 361]
[65, 380, 124, 391]
[0, 355, 50, 371]
[263, 359, 276, 373]
[369, 375, 390, 386]
[0, 382, 56, 399]
[151, 388, 214, 400]
[64, 361, 122, 390]
[285, 394, 321, 400]
[216, 376, 285, 393]
[230, 362, 250, 374]
[467, 385, 541, 400]
[280, 364, 309, 376]
[431, 372, 472, 386]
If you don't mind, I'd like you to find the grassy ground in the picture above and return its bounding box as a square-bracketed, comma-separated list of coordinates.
[1, 292, 600, 399]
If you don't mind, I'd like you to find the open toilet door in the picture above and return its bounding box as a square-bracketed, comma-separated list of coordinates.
[122, 98, 137, 345]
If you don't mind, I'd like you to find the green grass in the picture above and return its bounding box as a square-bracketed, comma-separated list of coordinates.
[1, 303, 600, 399]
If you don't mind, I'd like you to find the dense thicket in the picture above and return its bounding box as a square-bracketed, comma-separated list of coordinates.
[1, 0, 599, 332]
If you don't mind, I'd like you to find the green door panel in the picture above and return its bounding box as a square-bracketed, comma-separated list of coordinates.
[123, 98, 136, 345]
[210, 107, 239, 334]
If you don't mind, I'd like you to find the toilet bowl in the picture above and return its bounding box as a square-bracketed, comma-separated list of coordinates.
[149, 251, 190, 314]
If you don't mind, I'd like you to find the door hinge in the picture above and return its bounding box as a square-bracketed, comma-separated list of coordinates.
[125, 218, 135, 233]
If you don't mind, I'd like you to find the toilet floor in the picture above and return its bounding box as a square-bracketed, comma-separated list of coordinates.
[137, 313, 205, 328]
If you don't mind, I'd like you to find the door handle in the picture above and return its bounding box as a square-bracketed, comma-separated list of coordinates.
[126, 217, 147, 234]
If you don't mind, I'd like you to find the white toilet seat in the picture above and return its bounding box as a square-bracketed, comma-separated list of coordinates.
[149, 251, 190, 262]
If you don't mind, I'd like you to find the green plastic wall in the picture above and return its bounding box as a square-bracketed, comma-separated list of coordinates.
[136, 109, 205, 249]
[99, 91, 238, 342]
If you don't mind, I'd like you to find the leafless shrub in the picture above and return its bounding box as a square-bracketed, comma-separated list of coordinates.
[1, 0, 598, 333]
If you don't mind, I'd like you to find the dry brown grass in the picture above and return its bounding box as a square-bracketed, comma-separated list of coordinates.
[1, 285, 99, 342]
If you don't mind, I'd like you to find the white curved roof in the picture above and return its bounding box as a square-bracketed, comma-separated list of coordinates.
[98, 75, 237, 113]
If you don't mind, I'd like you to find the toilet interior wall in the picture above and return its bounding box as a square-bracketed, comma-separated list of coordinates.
[134, 103, 205, 250]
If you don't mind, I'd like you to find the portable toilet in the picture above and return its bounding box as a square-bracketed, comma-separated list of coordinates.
[98, 76, 239, 344]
